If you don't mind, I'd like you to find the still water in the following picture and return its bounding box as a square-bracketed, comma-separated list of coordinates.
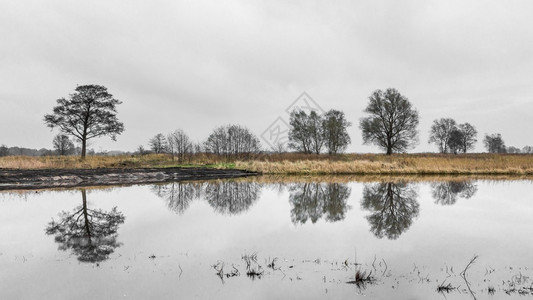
[1, 177, 532, 299]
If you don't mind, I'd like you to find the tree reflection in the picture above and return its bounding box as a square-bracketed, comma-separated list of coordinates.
[431, 181, 478, 205]
[151, 182, 202, 214]
[289, 182, 351, 224]
[361, 182, 419, 240]
[45, 189, 125, 263]
[204, 181, 262, 215]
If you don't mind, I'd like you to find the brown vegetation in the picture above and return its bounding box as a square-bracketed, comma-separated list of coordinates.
[1, 153, 533, 176]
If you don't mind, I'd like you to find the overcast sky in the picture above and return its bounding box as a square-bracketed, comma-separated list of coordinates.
[1, 0, 532, 153]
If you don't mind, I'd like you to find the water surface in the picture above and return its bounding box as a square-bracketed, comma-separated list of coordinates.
[1, 177, 532, 299]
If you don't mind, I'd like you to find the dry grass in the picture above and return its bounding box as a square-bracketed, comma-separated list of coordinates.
[2, 153, 533, 175]
[0, 153, 230, 169]
[236, 153, 533, 175]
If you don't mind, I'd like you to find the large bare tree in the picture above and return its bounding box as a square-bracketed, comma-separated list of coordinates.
[44, 85, 124, 159]
[360, 88, 419, 155]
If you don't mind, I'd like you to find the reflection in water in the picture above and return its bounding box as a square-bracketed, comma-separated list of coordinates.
[361, 182, 419, 240]
[289, 183, 351, 224]
[45, 189, 125, 263]
[151, 181, 262, 216]
[151, 182, 202, 215]
[204, 181, 262, 215]
[431, 181, 478, 205]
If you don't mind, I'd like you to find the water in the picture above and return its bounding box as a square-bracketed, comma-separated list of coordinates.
[1, 177, 532, 299]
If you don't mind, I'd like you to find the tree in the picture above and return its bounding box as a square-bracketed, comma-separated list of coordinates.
[52, 134, 75, 156]
[458, 123, 477, 153]
[447, 128, 464, 154]
[227, 125, 261, 157]
[149, 133, 168, 154]
[288, 110, 328, 154]
[167, 129, 192, 162]
[137, 145, 146, 155]
[307, 111, 325, 154]
[523, 146, 533, 154]
[428, 118, 457, 153]
[288, 110, 313, 153]
[507, 146, 521, 153]
[360, 88, 419, 155]
[45, 189, 125, 263]
[204, 125, 261, 158]
[44, 85, 124, 159]
[0, 144, 8, 157]
[322, 110, 351, 154]
[483, 133, 506, 153]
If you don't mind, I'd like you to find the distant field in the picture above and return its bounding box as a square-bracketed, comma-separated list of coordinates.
[1, 153, 533, 175]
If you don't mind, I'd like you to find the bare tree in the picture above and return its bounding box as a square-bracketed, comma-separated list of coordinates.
[149, 133, 168, 154]
[167, 129, 193, 162]
[428, 118, 457, 153]
[227, 125, 261, 156]
[322, 109, 351, 154]
[360, 88, 419, 155]
[52, 134, 75, 156]
[483, 133, 506, 153]
[288, 110, 312, 153]
[458, 123, 477, 153]
[506, 146, 521, 153]
[204, 124, 261, 158]
[308, 111, 324, 154]
[44, 85, 124, 159]
[447, 129, 464, 154]
[0, 144, 8, 157]
[523, 146, 533, 154]
[288, 110, 325, 154]
[274, 141, 287, 153]
[136, 145, 146, 155]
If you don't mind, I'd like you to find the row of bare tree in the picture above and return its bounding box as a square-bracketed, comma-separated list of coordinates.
[32, 85, 533, 159]
[145, 124, 261, 161]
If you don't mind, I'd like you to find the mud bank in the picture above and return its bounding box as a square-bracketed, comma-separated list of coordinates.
[0, 168, 258, 190]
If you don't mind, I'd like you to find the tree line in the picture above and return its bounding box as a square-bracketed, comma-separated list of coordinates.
[2, 85, 529, 159]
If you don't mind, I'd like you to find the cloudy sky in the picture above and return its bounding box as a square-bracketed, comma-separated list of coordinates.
[1, 0, 532, 153]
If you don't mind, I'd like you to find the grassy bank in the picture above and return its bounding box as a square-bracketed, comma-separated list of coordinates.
[1, 153, 533, 175]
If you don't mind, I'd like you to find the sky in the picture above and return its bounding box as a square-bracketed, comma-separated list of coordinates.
[1, 0, 532, 153]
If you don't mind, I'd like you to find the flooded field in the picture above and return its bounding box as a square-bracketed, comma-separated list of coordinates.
[1, 177, 533, 299]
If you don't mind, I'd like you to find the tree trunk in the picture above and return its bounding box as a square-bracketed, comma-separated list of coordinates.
[386, 147, 392, 155]
[81, 138, 87, 159]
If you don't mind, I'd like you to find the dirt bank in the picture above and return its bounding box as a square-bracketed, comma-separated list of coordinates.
[0, 168, 258, 190]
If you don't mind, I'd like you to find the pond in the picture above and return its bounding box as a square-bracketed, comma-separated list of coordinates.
[1, 177, 532, 299]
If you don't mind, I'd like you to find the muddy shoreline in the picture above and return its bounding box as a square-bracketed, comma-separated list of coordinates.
[0, 167, 259, 190]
